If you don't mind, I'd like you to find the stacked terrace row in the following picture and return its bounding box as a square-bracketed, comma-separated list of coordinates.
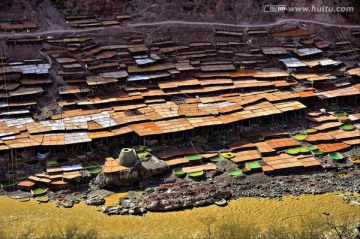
[0, 26, 359, 153]
[0, 57, 51, 118]
[0, 20, 37, 32]
[156, 109, 360, 174]
[65, 15, 131, 28]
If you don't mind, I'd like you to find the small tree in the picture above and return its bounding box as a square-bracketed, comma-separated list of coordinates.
[322, 214, 358, 239]
[212, 216, 259, 239]
[260, 224, 296, 239]
[199, 215, 216, 239]
[298, 214, 327, 239]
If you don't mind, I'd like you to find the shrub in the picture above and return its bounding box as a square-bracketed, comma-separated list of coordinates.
[197, 213, 360, 239]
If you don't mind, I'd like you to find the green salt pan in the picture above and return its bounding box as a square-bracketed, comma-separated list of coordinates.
[36, 196, 49, 202]
[174, 169, 186, 175]
[292, 134, 308, 141]
[210, 156, 223, 162]
[228, 171, 242, 176]
[0, 180, 17, 187]
[329, 152, 344, 161]
[312, 149, 324, 155]
[46, 160, 58, 166]
[86, 167, 102, 174]
[188, 171, 204, 177]
[36, 196, 49, 203]
[246, 161, 262, 169]
[136, 151, 149, 157]
[307, 145, 318, 151]
[31, 188, 47, 196]
[286, 148, 299, 155]
[340, 124, 355, 131]
[297, 147, 310, 153]
[334, 112, 346, 117]
[337, 115, 348, 121]
[304, 129, 317, 134]
[185, 155, 203, 161]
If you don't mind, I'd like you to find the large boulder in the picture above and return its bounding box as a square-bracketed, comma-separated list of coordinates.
[96, 167, 140, 187]
[95, 157, 170, 188]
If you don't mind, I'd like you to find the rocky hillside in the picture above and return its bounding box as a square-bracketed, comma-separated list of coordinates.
[1, 0, 358, 26]
[47, 0, 359, 24]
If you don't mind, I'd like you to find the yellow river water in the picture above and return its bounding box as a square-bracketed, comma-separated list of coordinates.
[0, 193, 359, 238]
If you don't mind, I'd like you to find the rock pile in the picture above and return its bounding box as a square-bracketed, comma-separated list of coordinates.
[128, 180, 232, 212]
[230, 170, 360, 199]
[56, 199, 75, 208]
[85, 194, 105, 206]
[101, 205, 147, 216]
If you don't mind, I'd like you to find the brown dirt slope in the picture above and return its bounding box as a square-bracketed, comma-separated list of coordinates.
[0, 0, 68, 30]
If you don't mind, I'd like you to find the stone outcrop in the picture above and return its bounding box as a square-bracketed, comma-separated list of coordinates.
[216, 159, 240, 172]
[102, 180, 231, 216]
[101, 205, 147, 216]
[101, 206, 123, 215]
[95, 157, 170, 188]
[56, 199, 75, 208]
[122, 180, 232, 213]
[85, 194, 105, 206]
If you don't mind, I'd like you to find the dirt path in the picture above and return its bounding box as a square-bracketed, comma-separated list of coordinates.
[128, 18, 360, 28]
[0, 18, 359, 38]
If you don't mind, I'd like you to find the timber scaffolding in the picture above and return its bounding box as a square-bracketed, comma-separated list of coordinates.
[0, 25, 360, 156]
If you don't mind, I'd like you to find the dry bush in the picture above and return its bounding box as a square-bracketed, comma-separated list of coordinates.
[197, 212, 360, 239]
[43, 224, 100, 239]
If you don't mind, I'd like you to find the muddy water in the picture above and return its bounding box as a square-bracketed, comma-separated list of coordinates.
[0, 193, 359, 238]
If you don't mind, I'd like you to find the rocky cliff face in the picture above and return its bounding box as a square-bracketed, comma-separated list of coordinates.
[95, 157, 169, 188]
